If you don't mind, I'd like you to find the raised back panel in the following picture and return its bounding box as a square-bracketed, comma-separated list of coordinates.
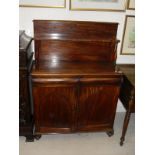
[33, 20, 119, 64]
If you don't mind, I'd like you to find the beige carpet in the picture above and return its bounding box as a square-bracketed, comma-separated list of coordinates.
[19, 112, 135, 155]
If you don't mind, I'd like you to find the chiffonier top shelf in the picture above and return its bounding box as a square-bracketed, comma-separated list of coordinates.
[33, 20, 118, 41]
[32, 61, 122, 78]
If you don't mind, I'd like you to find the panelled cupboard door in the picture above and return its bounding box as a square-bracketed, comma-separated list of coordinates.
[32, 79, 77, 134]
[77, 78, 121, 132]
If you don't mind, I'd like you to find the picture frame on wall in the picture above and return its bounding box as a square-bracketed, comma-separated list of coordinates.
[19, 0, 66, 8]
[127, 0, 135, 10]
[121, 15, 135, 55]
[70, 0, 126, 11]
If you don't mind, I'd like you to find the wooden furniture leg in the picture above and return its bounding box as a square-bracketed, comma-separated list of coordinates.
[26, 135, 34, 142]
[120, 110, 131, 146]
[120, 96, 134, 146]
[106, 129, 114, 137]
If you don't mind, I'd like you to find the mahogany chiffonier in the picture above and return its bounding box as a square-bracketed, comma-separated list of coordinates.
[118, 64, 135, 146]
[31, 20, 123, 139]
[19, 30, 34, 142]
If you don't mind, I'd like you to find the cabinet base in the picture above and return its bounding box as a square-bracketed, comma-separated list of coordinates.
[19, 122, 34, 142]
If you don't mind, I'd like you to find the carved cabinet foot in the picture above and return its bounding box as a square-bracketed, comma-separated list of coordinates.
[34, 135, 42, 140]
[106, 130, 114, 137]
[25, 135, 34, 142]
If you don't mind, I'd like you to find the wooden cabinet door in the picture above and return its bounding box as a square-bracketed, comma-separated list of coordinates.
[77, 78, 121, 132]
[32, 78, 78, 134]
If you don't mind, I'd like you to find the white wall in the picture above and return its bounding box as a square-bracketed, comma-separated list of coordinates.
[19, 0, 135, 112]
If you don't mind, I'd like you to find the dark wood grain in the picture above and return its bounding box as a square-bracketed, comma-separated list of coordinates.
[32, 61, 122, 78]
[33, 20, 119, 64]
[33, 20, 118, 40]
[77, 81, 120, 132]
[33, 84, 77, 133]
[37, 40, 117, 62]
[31, 20, 122, 138]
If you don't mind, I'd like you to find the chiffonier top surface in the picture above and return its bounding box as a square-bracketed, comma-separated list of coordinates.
[33, 20, 118, 41]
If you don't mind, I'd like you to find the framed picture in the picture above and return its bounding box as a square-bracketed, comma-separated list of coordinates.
[19, 0, 66, 8]
[127, 0, 135, 10]
[121, 15, 135, 55]
[70, 0, 126, 11]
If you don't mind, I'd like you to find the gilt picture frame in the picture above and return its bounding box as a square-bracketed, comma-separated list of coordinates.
[19, 0, 66, 8]
[121, 15, 135, 55]
[70, 0, 126, 11]
[127, 0, 135, 10]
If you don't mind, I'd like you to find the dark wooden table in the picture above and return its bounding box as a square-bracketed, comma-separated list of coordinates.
[118, 64, 135, 146]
